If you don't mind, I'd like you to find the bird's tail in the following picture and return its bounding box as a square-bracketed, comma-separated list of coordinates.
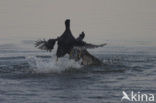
[35, 38, 57, 52]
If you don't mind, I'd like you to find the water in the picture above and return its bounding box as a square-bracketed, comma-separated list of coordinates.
[0, 42, 156, 103]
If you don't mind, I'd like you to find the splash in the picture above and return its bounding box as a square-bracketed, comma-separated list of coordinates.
[25, 55, 82, 73]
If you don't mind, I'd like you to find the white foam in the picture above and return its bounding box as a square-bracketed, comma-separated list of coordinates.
[25, 55, 82, 73]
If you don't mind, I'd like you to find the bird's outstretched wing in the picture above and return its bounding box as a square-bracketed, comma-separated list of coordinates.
[83, 43, 107, 49]
[35, 38, 57, 52]
[75, 32, 106, 49]
[75, 40, 107, 49]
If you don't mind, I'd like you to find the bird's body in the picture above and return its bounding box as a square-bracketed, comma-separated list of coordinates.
[56, 20, 76, 57]
[69, 47, 103, 65]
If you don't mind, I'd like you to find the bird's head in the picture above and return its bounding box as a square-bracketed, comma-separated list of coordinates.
[65, 19, 70, 29]
[80, 32, 85, 38]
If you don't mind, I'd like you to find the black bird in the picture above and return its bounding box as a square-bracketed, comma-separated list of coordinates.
[35, 19, 84, 59]
[35, 19, 106, 59]
[56, 19, 80, 57]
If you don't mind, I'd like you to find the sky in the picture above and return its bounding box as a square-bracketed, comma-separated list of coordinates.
[0, 0, 156, 46]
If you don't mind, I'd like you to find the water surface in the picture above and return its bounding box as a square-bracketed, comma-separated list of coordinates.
[0, 43, 156, 103]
